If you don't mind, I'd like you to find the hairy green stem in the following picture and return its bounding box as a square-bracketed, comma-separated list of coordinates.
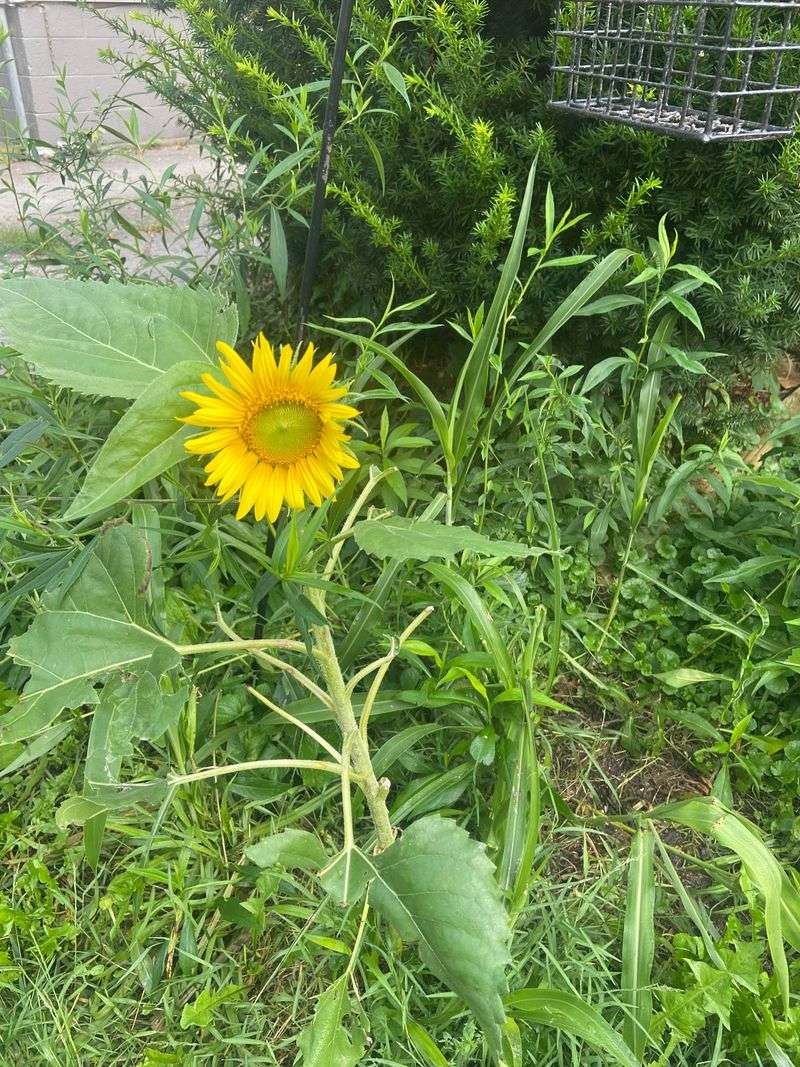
[312, 618, 396, 851]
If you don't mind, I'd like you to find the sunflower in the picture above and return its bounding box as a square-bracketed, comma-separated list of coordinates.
[181, 335, 359, 522]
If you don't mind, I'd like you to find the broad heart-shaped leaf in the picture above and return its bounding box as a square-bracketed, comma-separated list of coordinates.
[0, 278, 236, 398]
[1, 523, 179, 744]
[345, 816, 510, 1049]
[246, 829, 329, 874]
[65, 360, 208, 519]
[352, 517, 543, 563]
[297, 975, 365, 1067]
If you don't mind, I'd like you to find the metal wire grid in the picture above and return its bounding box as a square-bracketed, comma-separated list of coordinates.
[550, 0, 800, 141]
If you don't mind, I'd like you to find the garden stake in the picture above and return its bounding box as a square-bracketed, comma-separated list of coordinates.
[296, 0, 355, 347]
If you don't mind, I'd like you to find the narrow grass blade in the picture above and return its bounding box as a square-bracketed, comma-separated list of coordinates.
[652, 797, 790, 1012]
[506, 248, 634, 391]
[621, 827, 655, 1060]
[654, 830, 725, 969]
[450, 156, 538, 466]
[425, 563, 515, 688]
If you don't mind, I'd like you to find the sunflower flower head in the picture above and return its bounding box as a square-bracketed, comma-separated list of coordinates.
[181, 335, 359, 522]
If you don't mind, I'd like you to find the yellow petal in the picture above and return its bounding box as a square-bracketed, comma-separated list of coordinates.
[250, 464, 271, 522]
[284, 467, 305, 510]
[184, 429, 240, 454]
[201, 372, 247, 408]
[307, 354, 337, 391]
[265, 465, 286, 523]
[297, 458, 323, 506]
[235, 462, 266, 520]
[321, 402, 360, 421]
[252, 337, 275, 392]
[291, 342, 315, 385]
[336, 449, 360, 470]
[217, 341, 256, 396]
[216, 450, 259, 500]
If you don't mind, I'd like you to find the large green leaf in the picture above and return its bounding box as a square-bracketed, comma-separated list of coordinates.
[65, 360, 208, 519]
[1, 524, 179, 744]
[353, 517, 542, 563]
[348, 816, 509, 1049]
[506, 988, 638, 1067]
[297, 975, 365, 1067]
[0, 278, 236, 398]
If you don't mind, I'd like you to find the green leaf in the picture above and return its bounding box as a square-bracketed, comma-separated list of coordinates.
[664, 292, 704, 336]
[180, 984, 243, 1030]
[382, 61, 410, 106]
[297, 975, 365, 1067]
[506, 248, 634, 392]
[246, 829, 328, 873]
[581, 356, 630, 394]
[270, 207, 289, 299]
[686, 961, 732, 1028]
[0, 721, 72, 781]
[0, 278, 236, 398]
[406, 1019, 450, 1066]
[621, 828, 655, 1059]
[83, 666, 186, 866]
[319, 845, 373, 906]
[451, 156, 538, 466]
[573, 294, 643, 316]
[425, 564, 515, 689]
[670, 263, 721, 290]
[506, 988, 638, 1067]
[66, 360, 207, 520]
[656, 668, 732, 689]
[0, 417, 49, 468]
[360, 815, 510, 1049]
[652, 797, 791, 1011]
[705, 555, 794, 586]
[352, 517, 542, 563]
[1, 524, 179, 744]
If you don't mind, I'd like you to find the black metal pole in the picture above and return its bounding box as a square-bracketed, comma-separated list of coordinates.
[255, 0, 354, 642]
[295, 0, 355, 348]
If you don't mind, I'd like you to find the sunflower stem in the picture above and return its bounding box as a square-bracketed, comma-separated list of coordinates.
[310, 600, 396, 852]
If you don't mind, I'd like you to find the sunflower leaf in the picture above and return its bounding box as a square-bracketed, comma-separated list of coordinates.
[0, 279, 236, 398]
[297, 975, 365, 1067]
[65, 360, 208, 520]
[0, 524, 179, 745]
[340, 816, 510, 1050]
[352, 517, 542, 562]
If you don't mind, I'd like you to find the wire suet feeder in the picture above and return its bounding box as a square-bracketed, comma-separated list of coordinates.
[550, 0, 800, 142]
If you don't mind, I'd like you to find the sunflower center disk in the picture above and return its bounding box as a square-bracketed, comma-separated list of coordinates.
[247, 402, 322, 465]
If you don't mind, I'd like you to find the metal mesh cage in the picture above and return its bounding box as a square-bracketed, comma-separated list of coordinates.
[550, 1, 800, 141]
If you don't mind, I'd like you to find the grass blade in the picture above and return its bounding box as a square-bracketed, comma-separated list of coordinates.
[425, 563, 515, 689]
[506, 248, 634, 391]
[506, 988, 639, 1067]
[621, 827, 655, 1060]
[450, 156, 538, 466]
[652, 797, 790, 1012]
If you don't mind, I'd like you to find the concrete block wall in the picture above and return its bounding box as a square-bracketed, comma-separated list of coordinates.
[0, 0, 186, 144]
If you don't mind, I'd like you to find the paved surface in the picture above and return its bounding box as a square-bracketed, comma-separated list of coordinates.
[0, 141, 211, 229]
[0, 140, 222, 279]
